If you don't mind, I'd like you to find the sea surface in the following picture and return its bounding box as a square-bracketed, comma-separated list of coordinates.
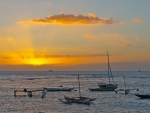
[0, 71, 150, 113]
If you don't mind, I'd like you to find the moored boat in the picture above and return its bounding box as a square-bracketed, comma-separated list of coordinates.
[60, 74, 96, 105]
[64, 95, 91, 104]
[115, 75, 138, 94]
[64, 95, 96, 101]
[89, 52, 118, 91]
[43, 87, 74, 91]
[14, 88, 46, 98]
[97, 83, 118, 90]
[89, 87, 116, 91]
[135, 93, 150, 98]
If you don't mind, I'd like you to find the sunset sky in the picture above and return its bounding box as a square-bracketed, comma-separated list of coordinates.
[0, 0, 150, 71]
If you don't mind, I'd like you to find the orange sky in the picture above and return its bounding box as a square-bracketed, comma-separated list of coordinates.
[0, 0, 150, 71]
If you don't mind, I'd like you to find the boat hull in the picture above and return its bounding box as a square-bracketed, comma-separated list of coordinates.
[43, 87, 74, 91]
[64, 96, 91, 104]
[135, 94, 150, 98]
[98, 83, 118, 88]
[89, 88, 115, 91]
[95, 83, 118, 91]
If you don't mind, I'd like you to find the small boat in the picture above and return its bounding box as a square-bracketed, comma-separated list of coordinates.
[115, 88, 138, 94]
[135, 93, 150, 98]
[43, 87, 74, 91]
[115, 75, 138, 94]
[89, 87, 115, 91]
[14, 88, 46, 98]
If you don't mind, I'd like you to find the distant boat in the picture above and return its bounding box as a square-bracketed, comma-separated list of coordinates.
[48, 70, 53, 72]
[138, 68, 141, 72]
[89, 51, 118, 91]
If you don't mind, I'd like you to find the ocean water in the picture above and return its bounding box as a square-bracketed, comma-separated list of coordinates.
[0, 71, 150, 113]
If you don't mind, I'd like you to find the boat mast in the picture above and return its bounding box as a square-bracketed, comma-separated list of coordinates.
[123, 75, 126, 89]
[78, 74, 81, 98]
[107, 51, 110, 84]
[109, 67, 114, 84]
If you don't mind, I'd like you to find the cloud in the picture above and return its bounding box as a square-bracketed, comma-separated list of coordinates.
[135, 37, 139, 41]
[111, 41, 132, 47]
[25, 54, 106, 59]
[19, 13, 122, 25]
[101, 33, 138, 47]
[133, 18, 143, 23]
[84, 34, 95, 38]
[112, 38, 132, 47]
[0, 54, 106, 60]
[0, 37, 14, 41]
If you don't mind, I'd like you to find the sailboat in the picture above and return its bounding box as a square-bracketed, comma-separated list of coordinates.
[115, 75, 138, 94]
[89, 51, 118, 91]
[138, 68, 141, 72]
[59, 74, 96, 105]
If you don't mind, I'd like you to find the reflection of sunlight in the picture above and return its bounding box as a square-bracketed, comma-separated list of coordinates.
[27, 58, 47, 66]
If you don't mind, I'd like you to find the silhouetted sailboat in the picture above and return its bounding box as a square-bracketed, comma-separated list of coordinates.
[89, 51, 118, 91]
[138, 68, 141, 72]
[59, 74, 95, 105]
[115, 75, 138, 94]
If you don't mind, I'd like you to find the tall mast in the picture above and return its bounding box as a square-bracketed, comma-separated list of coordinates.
[107, 51, 110, 84]
[109, 67, 114, 84]
[78, 74, 81, 98]
[123, 75, 126, 89]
